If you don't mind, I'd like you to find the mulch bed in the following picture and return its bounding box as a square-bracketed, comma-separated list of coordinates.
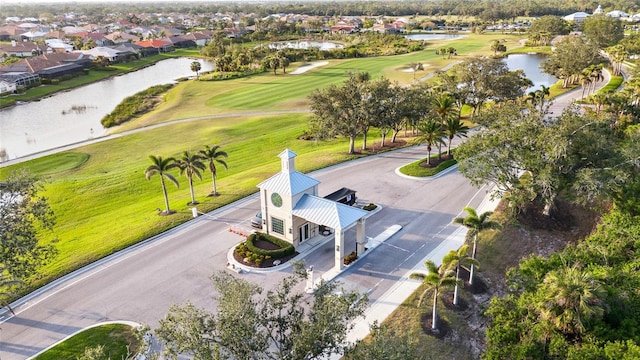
[442, 293, 470, 311]
[421, 312, 451, 339]
[419, 154, 453, 168]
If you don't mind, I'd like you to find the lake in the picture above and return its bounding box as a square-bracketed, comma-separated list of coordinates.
[0, 57, 214, 162]
[502, 53, 557, 92]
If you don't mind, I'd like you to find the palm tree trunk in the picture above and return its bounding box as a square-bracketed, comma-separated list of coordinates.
[453, 264, 460, 305]
[432, 290, 439, 330]
[160, 176, 171, 212]
[470, 234, 478, 285]
[212, 175, 218, 196]
[188, 176, 196, 204]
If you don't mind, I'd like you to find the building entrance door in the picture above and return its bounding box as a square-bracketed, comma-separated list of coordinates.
[299, 223, 310, 242]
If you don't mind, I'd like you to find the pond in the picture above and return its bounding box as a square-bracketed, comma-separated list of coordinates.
[268, 41, 343, 51]
[502, 53, 557, 93]
[0, 57, 214, 162]
[404, 33, 465, 41]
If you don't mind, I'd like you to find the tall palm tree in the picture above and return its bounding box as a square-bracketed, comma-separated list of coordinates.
[417, 119, 445, 166]
[453, 207, 501, 285]
[145, 155, 179, 215]
[199, 145, 228, 196]
[174, 151, 205, 206]
[538, 266, 606, 335]
[433, 93, 457, 159]
[442, 245, 477, 306]
[410, 260, 459, 331]
[443, 117, 469, 158]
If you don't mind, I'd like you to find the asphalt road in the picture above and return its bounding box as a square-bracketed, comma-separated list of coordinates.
[0, 144, 487, 360]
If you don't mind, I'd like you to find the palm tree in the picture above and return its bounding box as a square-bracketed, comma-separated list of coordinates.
[443, 117, 469, 158]
[410, 260, 459, 331]
[442, 245, 477, 306]
[417, 120, 445, 166]
[199, 145, 228, 196]
[190, 61, 202, 79]
[433, 93, 457, 159]
[537, 266, 606, 335]
[145, 155, 179, 215]
[453, 207, 500, 285]
[174, 151, 206, 206]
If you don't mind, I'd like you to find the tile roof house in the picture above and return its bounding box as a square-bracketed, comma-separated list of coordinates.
[133, 39, 174, 53]
[0, 41, 42, 57]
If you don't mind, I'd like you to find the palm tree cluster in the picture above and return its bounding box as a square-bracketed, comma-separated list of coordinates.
[145, 145, 228, 215]
[409, 206, 498, 332]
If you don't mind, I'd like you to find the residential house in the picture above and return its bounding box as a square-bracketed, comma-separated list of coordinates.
[76, 46, 122, 62]
[133, 39, 174, 53]
[0, 72, 40, 88]
[0, 79, 17, 94]
[563, 12, 590, 22]
[0, 41, 42, 57]
[45, 39, 74, 53]
[104, 31, 140, 44]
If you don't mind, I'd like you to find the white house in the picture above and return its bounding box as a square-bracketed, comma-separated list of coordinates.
[563, 12, 590, 22]
[0, 80, 16, 94]
[77, 46, 122, 62]
[606, 10, 630, 18]
[256, 149, 368, 270]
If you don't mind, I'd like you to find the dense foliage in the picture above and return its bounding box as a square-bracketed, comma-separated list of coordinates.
[484, 208, 640, 359]
[0, 170, 57, 310]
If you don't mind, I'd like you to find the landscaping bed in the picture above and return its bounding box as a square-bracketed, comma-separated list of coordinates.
[233, 232, 299, 268]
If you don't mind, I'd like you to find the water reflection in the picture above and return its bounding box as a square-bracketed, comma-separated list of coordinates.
[0, 57, 213, 162]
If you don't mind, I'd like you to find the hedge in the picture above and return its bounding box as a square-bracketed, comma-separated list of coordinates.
[245, 232, 295, 259]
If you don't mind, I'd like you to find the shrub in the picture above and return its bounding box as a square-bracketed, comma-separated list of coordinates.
[245, 232, 295, 259]
[344, 251, 358, 265]
[363, 203, 377, 211]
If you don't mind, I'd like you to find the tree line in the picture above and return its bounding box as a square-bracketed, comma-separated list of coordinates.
[308, 57, 532, 157]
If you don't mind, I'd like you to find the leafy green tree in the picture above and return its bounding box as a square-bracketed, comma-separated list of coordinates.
[453, 207, 500, 285]
[410, 260, 459, 331]
[416, 119, 445, 165]
[0, 170, 57, 285]
[199, 145, 228, 197]
[437, 57, 530, 118]
[145, 155, 179, 214]
[0, 265, 21, 315]
[309, 72, 371, 154]
[174, 151, 205, 206]
[542, 35, 606, 88]
[156, 264, 367, 359]
[490, 39, 506, 55]
[442, 245, 477, 305]
[190, 61, 201, 79]
[344, 321, 425, 360]
[528, 15, 569, 45]
[582, 15, 624, 49]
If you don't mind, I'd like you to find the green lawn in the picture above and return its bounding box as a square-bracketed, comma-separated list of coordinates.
[1, 33, 532, 292]
[34, 323, 138, 360]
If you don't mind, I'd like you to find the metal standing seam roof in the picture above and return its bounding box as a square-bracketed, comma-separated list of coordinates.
[257, 171, 320, 196]
[292, 194, 367, 230]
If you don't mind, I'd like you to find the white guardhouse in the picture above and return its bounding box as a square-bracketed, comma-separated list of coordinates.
[257, 149, 368, 270]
